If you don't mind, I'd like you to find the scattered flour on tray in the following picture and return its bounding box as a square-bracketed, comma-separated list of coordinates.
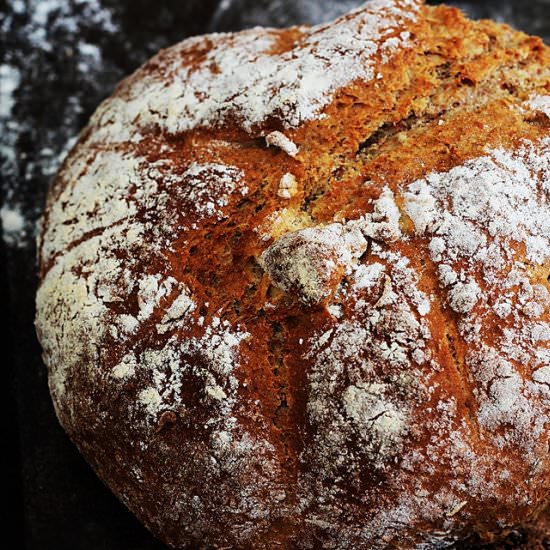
[0, 204, 26, 247]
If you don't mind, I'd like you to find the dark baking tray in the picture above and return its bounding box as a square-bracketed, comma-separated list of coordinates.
[2, 1, 549, 548]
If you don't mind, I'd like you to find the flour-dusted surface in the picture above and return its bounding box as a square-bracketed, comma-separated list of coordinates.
[403, 136, 550, 453]
[90, 0, 419, 138]
[296, 130, 550, 548]
[25, 0, 550, 548]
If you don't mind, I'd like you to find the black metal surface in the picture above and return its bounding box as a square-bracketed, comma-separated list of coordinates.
[1, 1, 549, 548]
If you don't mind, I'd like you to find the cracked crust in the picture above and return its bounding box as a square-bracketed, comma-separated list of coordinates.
[35, 1, 550, 548]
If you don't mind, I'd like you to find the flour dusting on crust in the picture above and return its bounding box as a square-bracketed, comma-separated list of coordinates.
[402, 136, 550, 442]
[87, 0, 420, 139]
[289, 132, 550, 546]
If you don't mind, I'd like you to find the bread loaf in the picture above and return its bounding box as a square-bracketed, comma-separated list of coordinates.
[35, 0, 550, 547]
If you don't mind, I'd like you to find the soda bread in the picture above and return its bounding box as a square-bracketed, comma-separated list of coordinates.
[35, 0, 550, 547]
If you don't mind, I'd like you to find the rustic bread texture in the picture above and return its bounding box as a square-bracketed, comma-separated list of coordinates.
[35, 0, 550, 548]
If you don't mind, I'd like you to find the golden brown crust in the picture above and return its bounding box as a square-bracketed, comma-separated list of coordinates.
[35, 1, 550, 548]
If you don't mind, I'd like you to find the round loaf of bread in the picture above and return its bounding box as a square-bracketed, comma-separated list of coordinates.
[35, 0, 550, 548]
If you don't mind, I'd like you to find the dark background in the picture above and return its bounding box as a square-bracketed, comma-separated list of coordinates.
[1, 1, 549, 548]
